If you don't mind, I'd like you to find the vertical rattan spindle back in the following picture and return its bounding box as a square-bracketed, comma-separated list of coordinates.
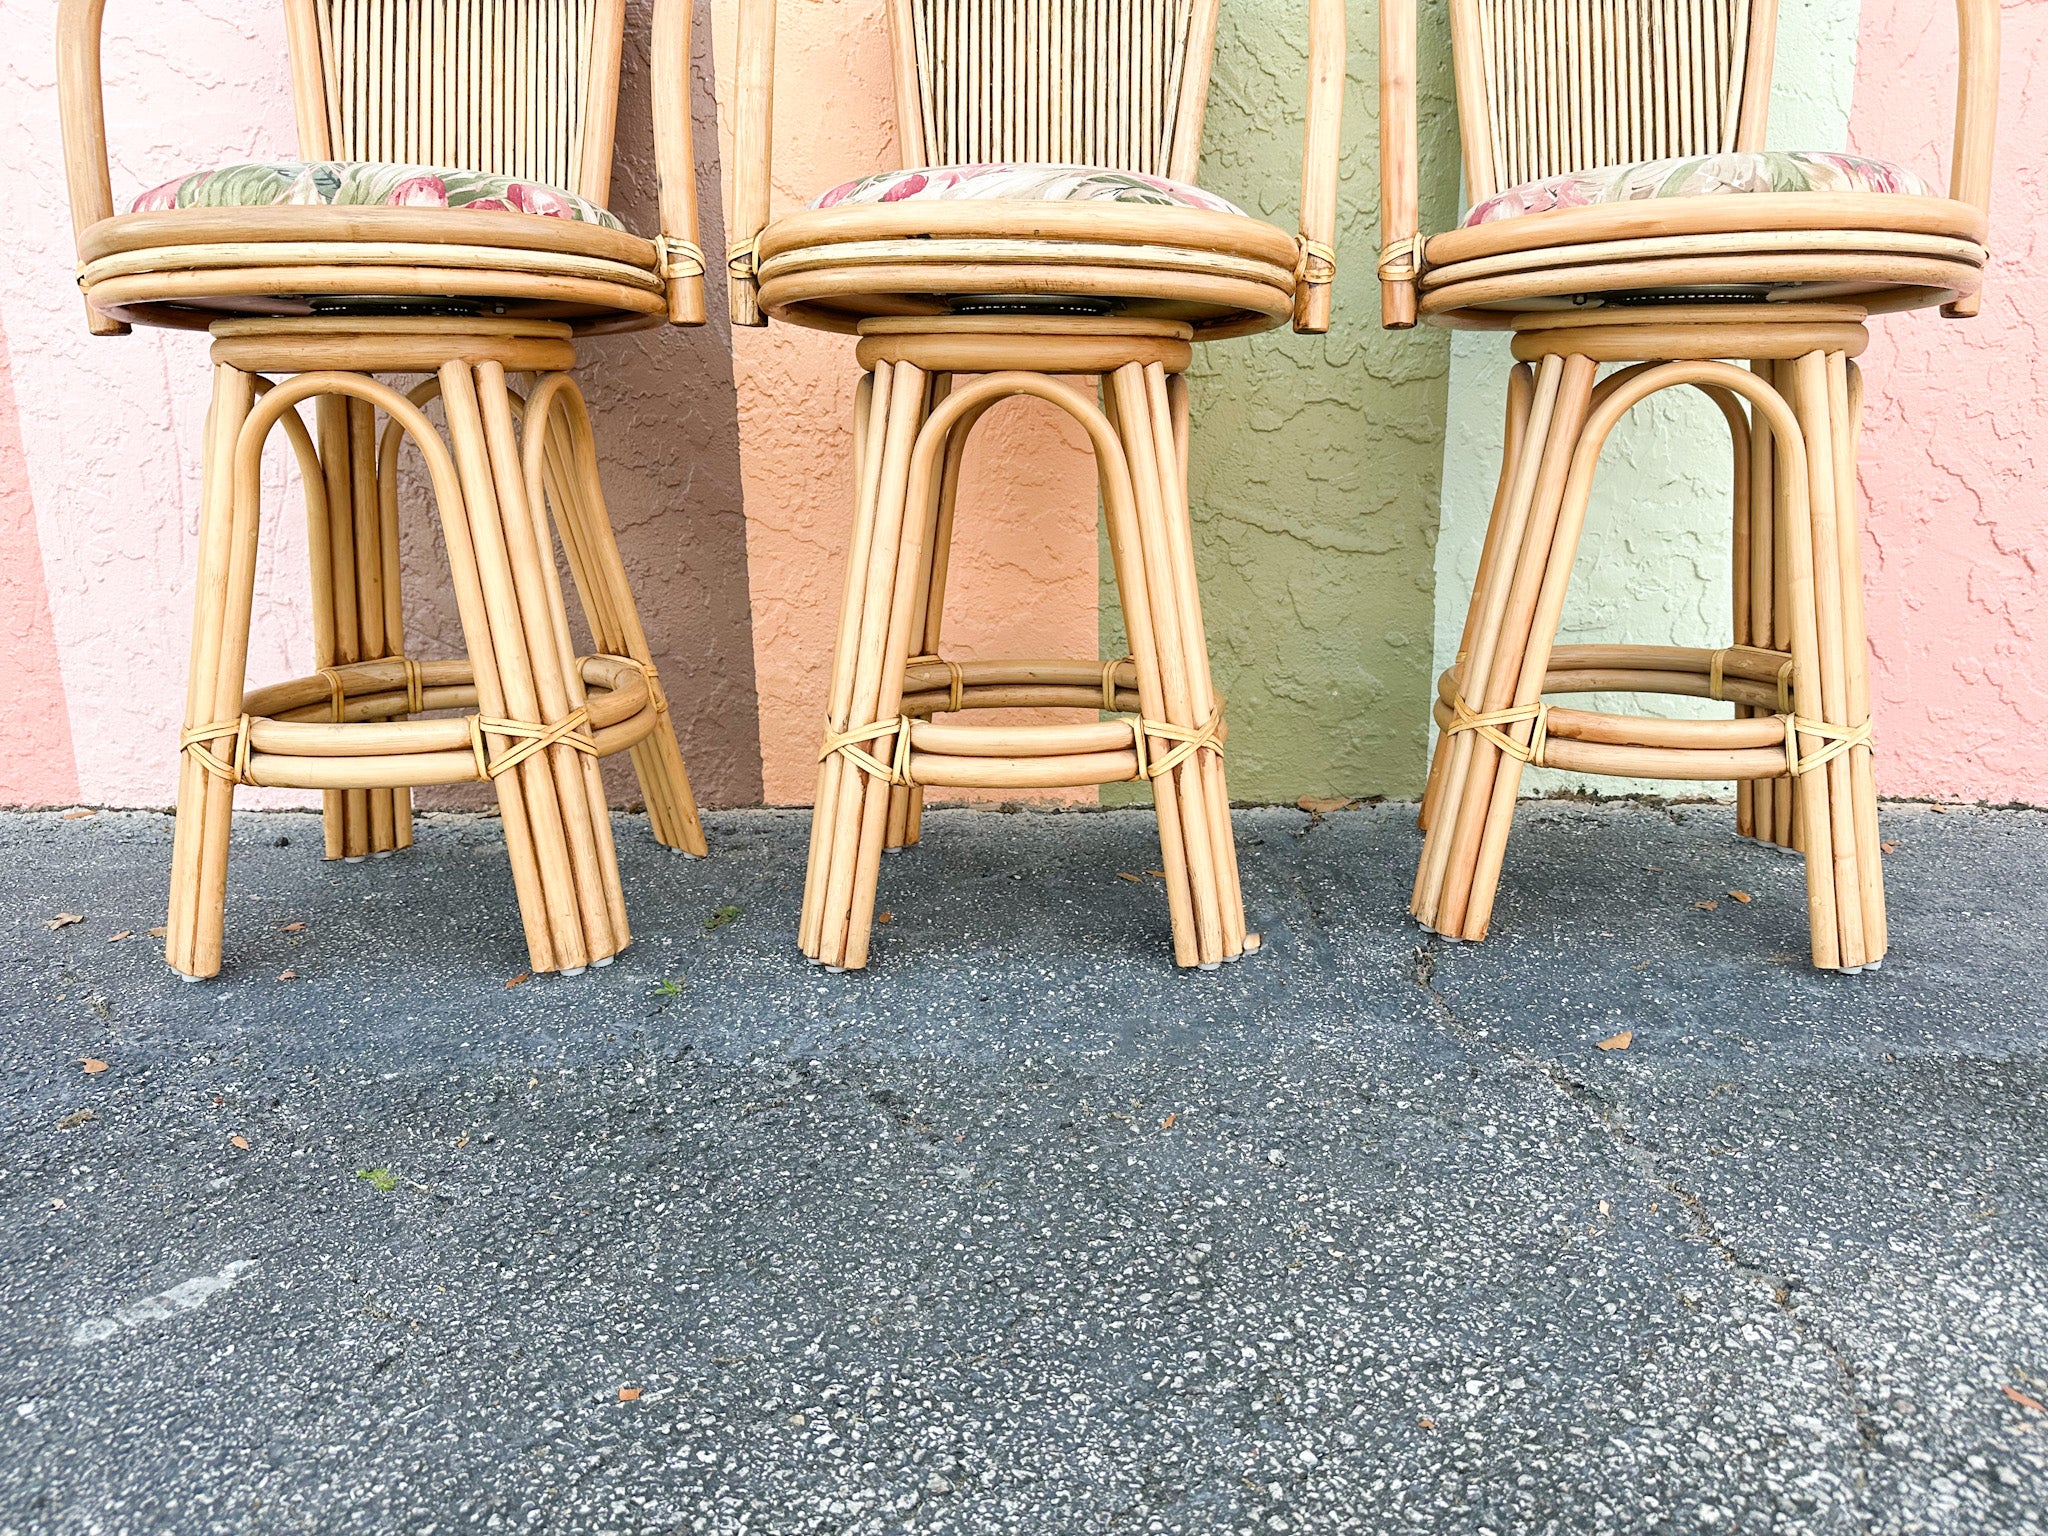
[282, 0, 632, 204]
[1447, 0, 1780, 204]
[885, 0, 1223, 184]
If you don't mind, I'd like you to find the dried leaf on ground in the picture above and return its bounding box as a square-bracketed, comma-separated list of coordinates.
[876, 912, 893, 924]
[280, 922, 307, 933]
[1146, 869, 1165, 878]
[80, 1058, 108, 1075]
[45, 913, 83, 931]
[61, 809, 96, 820]
[2002, 1385, 2046, 1415]
[277, 968, 298, 981]
[1726, 890, 1752, 904]
[1597, 1030, 1635, 1052]
[1694, 900, 1718, 911]
[1116, 872, 1144, 883]
[107, 930, 132, 943]
[148, 926, 167, 938]
[1417, 1417, 1436, 1431]
[1881, 840, 1900, 854]
[59, 1110, 95, 1130]
[618, 1387, 642, 1403]
[506, 973, 530, 989]
[1160, 1113, 1178, 1130]
[230, 1134, 249, 1150]
[1298, 795, 1356, 815]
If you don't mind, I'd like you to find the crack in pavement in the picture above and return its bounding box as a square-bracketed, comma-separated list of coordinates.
[1408, 937, 1885, 1526]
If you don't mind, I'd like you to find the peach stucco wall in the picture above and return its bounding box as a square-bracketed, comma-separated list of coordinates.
[711, 0, 1102, 806]
[1849, 0, 2048, 802]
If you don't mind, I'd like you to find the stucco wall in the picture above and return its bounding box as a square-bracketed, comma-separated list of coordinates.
[1848, 0, 2048, 802]
[0, 0, 2042, 814]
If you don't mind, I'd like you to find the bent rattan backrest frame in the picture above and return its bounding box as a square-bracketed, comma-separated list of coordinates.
[1448, 0, 1777, 205]
[885, 0, 1220, 184]
[282, 0, 629, 205]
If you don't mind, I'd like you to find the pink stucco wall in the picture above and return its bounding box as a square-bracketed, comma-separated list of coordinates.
[1851, 0, 2048, 802]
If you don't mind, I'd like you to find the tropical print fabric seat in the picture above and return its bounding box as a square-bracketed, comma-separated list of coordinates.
[131, 162, 624, 231]
[809, 162, 1245, 216]
[1464, 151, 1929, 226]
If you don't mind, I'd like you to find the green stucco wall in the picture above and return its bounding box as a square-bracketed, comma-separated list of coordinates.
[1103, 0, 1462, 804]
[1429, 0, 1865, 797]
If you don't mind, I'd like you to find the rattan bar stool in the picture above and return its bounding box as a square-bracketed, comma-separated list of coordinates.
[57, 0, 710, 979]
[1378, 0, 1999, 971]
[728, 0, 1344, 971]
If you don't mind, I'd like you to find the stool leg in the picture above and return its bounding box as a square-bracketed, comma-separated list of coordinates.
[1423, 363, 1536, 835]
[887, 371, 958, 852]
[531, 376, 707, 859]
[1418, 354, 1599, 942]
[1789, 349, 1881, 970]
[804, 361, 931, 969]
[1836, 358, 1886, 960]
[312, 396, 368, 861]
[439, 362, 599, 974]
[165, 364, 257, 978]
[1110, 362, 1233, 968]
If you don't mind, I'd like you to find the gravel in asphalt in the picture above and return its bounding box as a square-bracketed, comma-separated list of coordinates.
[1, 800, 2043, 1535]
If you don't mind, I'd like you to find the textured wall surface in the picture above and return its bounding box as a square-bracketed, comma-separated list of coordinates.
[1110, 0, 1459, 805]
[1430, 0, 1865, 798]
[1848, 0, 2048, 801]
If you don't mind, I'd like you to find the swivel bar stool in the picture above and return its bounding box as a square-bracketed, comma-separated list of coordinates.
[728, 0, 1345, 971]
[1378, 0, 1998, 970]
[58, 0, 711, 978]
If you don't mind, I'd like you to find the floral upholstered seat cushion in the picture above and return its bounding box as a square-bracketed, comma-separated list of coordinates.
[809, 162, 1245, 217]
[132, 162, 624, 231]
[1464, 151, 1930, 225]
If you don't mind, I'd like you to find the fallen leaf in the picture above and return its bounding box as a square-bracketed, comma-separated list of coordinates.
[279, 921, 307, 933]
[1929, 802, 1949, 814]
[1160, 1113, 1179, 1130]
[2003, 1385, 2047, 1415]
[230, 1134, 249, 1150]
[1597, 1030, 1634, 1052]
[876, 911, 894, 924]
[45, 913, 83, 931]
[1146, 869, 1166, 879]
[80, 1058, 108, 1075]
[1297, 795, 1355, 815]
[1726, 890, 1752, 904]
[1417, 1417, 1436, 1431]
[61, 809, 96, 820]
[148, 926, 167, 938]
[107, 930, 132, 944]
[1116, 871, 1145, 883]
[58, 1110, 95, 1130]
[455, 1136, 470, 1149]
[506, 972, 531, 989]
[277, 968, 298, 981]
[1694, 900, 1718, 911]
[1880, 840, 1899, 854]
[618, 1387, 642, 1403]
[705, 905, 742, 931]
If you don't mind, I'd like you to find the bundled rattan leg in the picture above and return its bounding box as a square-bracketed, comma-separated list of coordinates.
[162, 319, 702, 981]
[1415, 315, 1887, 971]
[799, 319, 1246, 972]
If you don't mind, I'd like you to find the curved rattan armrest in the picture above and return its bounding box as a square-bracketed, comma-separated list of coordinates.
[653, 0, 708, 325]
[56, 0, 128, 335]
[1376, 0, 1420, 330]
[1944, 0, 1999, 317]
[727, 0, 777, 327]
[1291, 0, 1346, 334]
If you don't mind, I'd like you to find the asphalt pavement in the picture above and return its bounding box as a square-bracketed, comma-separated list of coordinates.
[2, 799, 2043, 1535]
